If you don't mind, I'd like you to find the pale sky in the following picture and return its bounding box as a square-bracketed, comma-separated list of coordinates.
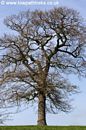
[0, 0, 86, 126]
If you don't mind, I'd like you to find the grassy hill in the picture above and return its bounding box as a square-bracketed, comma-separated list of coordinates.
[0, 126, 86, 130]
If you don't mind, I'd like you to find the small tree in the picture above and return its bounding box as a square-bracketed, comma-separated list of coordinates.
[0, 87, 10, 124]
[0, 7, 86, 125]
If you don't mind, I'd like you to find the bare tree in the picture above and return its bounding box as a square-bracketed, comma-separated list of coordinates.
[0, 7, 86, 125]
[0, 87, 10, 124]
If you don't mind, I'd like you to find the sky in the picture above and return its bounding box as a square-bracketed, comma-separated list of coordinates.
[0, 0, 86, 126]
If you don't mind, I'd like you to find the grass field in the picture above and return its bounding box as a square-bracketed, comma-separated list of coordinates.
[0, 126, 86, 130]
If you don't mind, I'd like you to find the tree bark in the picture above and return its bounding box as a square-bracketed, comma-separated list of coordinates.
[37, 93, 47, 126]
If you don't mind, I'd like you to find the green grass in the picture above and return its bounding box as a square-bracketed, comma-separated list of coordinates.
[0, 126, 86, 130]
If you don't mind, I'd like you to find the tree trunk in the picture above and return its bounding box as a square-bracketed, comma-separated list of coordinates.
[37, 93, 47, 126]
